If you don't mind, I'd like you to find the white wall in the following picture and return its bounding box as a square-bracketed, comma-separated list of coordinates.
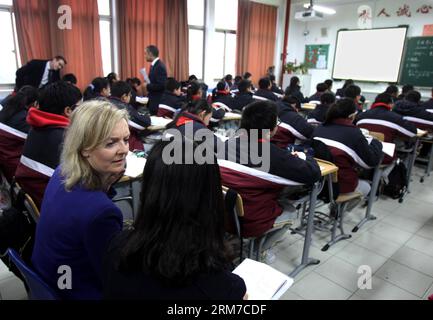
[287, 0, 433, 98]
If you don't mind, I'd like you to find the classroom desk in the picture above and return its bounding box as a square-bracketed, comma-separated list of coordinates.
[147, 116, 172, 132]
[289, 159, 338, 278]
[418, 135, 433, 182]
[223, 112, 242, 121]
[301, 103, 317, 111]
[405, 129, 428, 197]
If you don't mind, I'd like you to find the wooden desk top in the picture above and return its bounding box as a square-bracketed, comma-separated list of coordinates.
[316, 159, 338, 177]
[301, 103, 317, 111]
[223, 112, 242, 121]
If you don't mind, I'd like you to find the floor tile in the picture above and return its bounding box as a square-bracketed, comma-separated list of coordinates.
[368, 222, 413, 245]
[415, 224, 433, 240]
[380, 214, 425, 233]
[391, 246, 433, 277]
[405, 235, 433, 258]
[352, 231, 402, 258]
[375, 260, 433, 297]
[335, 243, 388, 274]
[290, 272, 352, 300]
[279, 290, 305, 300]
[354, 276, 419, 300]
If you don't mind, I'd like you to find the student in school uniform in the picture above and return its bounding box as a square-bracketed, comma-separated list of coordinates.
[285, 76, 308, 103]
[224, 74, 234, 90]
[15, 81, 82, 208]
[213, 81, 236, 111]
[32, 101, 126, 300]
[308, 83, 328, 104]
[271, 94, 314, 150]
[253, 78, 279, 102]
[62, 73, 78, 86]
[107, 72, 119, 88]
[385, 85, 399, 103]
[0, 86, 38, 182]
[335, 79, 354, 98]
[103, 139, 247, 300]
[269, 75, 284, 95]
[355, 93, 417, 164]
[394, 90, 433, 132]
[396, 84, 414, 101]
[230, 75, 243, 93]
[344, 85, 364, 113]
[421, 88, 433, 111]
[186, 81, 225, 130]
[243, 72, 256, 91]
[157, 78, 185, 119]
[307, 92, 336, 126]
[109, 81, 151, 151]
[83, 77, 111, 101]
[168, 99, 222, 152]
[231, 80, 255, 111]
[221, 101, 321, 255]
[325, 79, 334, 95]
[313, 98, 383, 198]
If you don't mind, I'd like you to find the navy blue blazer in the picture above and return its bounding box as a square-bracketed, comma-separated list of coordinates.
[147, 59, 168, 115]
[15, 60, 60, 90]
[31, 167, 123, 300]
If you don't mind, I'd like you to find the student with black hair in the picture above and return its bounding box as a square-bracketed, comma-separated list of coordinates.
[324, 79, 334, 95]
[344, 84, 364, 112]
[230, 75, 243, 93]
[103, 139, 247, 300]
[84, 77, 111, 101]
[126, 77, 144, 110]
[396, 84, 414, 101]
[355, 93, 417, 164]
[213, 81, 236, 111]
[335, 79, 354, 98]
[222, 101, 321, 253]
[313, 98, 383, 198]
[307, 92, 336, 125]
[187, 81, 225, 130]
[157, 78, 185, 118]
[0, 86, 38, 182]
[243, 72, 256, 91]
[232, 80, 254, 111]
[269, 75, 284, 95]
[254, 78, 279, 101]
[107, 72, 119, 87]
[285, 76, 307, 103]
[394, 90, 433, 131]
[421, 87, 433, 111]
[109, 81, 151, 151]
[224, 74, 234, 90]
[385, 85, 399, 102]
[308, 83, 328, 103]
[168, 99, 222, 152]
[271, 93, 313, 150]
[15, 81, 82, 208]
[62, 73, 78, 85]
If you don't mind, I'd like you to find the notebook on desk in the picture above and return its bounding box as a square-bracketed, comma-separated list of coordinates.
[233, 258, 294, 300]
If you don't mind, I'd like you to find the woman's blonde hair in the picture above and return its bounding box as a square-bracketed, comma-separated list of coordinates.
[61, 100, 129, 190]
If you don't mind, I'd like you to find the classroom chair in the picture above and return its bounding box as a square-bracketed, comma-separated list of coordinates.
[7, 248, 58, 300]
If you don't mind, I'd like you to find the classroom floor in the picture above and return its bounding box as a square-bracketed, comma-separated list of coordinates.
[1, 165, 433, 300]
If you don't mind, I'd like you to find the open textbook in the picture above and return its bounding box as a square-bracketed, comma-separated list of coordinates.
[233, 259, 294, 300]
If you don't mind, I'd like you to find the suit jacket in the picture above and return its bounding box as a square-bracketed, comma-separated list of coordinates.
[15, 60, 61, 90]
[147, 59, 168, 115]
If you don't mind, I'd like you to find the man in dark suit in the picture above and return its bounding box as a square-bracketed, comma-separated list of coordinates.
[144, 45, 167, 115]
[15, 55, 67, 90]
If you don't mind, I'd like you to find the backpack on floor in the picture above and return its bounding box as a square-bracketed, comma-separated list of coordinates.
[382, 160, 408, 200]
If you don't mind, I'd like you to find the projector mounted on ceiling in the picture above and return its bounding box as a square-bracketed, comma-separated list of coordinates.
[295, 0, 336, 21]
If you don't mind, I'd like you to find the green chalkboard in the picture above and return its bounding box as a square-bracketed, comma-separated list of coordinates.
[400, 36, 433, 87]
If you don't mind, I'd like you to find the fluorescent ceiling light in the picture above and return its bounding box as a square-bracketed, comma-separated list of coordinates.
[303, 3, 336, 15]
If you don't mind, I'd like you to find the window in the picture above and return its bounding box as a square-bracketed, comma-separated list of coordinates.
[213, 0, 237, 81]
[98, 0, 114, 77]
[187, 0, 205, 80]
[0, 1, 20, 85]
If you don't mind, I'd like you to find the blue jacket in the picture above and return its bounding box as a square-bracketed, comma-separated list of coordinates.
[31, 167, 123, 300]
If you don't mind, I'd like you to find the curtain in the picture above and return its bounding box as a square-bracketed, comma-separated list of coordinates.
[236, 0, 277, 85]
[13, 0, 103, 90]
[118, 0, 189, 81]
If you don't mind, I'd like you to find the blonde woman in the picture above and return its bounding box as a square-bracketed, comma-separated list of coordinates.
[31, 100, 129, 300]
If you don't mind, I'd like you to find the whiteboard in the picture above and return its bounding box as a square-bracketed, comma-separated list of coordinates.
[332, 27, 408, 83]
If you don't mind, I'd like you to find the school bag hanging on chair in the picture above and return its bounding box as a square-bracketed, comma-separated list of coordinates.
[382, 159, 408, 200]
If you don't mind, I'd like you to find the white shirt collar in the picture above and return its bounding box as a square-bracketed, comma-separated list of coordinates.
[151, 58, 160, 66]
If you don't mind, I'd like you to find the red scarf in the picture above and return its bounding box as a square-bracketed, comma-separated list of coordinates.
[370, 102, 392, 111]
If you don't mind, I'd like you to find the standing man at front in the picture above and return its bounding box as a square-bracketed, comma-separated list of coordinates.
[145, 45, 167, 115]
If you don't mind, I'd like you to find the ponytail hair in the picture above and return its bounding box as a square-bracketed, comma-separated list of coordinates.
[83, 77, 110, 101]
[186, 81, 202, 102]
[324, 98, 357, 124]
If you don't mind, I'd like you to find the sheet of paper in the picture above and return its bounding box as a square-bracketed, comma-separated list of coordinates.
[125, 152, 147, 178]
[139, 68, 150, 84]
[150, 116, 172, 127]
[135, 96, 149, 105]
[381, 142, 396, 157]
[233, 258, 294, 300]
